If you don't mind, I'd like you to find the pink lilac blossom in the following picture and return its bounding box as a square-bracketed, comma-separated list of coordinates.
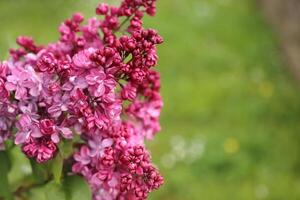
[0, 0, 163, 199]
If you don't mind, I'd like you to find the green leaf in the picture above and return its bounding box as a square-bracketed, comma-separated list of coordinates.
[0, 151, 13, 200]
[28, 186, 47, 200]
[29, 159, 49, 183]
[0, 151, 11, 172]
[50, 155, 63, 184]
[44, 181, 66, 200]
[63, 175, 91, 200]
[28, 181, 65, 200]
[4, 139, 14, 150]
[58, 140, 73, 159]
[8, 146, 32, 186]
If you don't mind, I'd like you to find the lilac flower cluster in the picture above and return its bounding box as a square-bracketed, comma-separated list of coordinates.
[0, 0, 163, 199]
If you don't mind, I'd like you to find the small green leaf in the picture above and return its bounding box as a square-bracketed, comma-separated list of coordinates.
[50, 155, 63, 184]
[0, 151, 13, 200]
[64, 175, 91, 200]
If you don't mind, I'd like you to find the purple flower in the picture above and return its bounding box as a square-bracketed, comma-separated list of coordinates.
[74, 145, 91, 165]
[86, 69, 106, 97]
[5, 65, 41, 100]
[15, 114, 42, 145]
[73, 48, 96, 69]
[88, 136, 113, 157]
[51, 127, 73, 143]
[47, 93, 70, 118]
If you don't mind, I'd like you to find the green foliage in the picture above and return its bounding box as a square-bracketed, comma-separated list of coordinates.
[0, 151, 11, 172]
[29, 159, 50, 183]
[58, 140, 74, 159]
[6, 146, 91, 200]
[0, 152, 13, 200]
[44, 181, 66, 200]
[26, 177, 91, 200]
[63, 175, 92, 200]
[50, 155, 64, 184]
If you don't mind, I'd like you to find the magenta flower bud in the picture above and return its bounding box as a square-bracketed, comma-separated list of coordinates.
[72, 12, 84, 23]
[48, 82, 60, 94]
[130, 68, 147, 83]
[100, 147, 115, 167]
[0, 62, 8, 77]
[0, 78, 8, 99]
[146, 7, 156, 16]
[36, 52, 57, 73]
[120, 36, 137, 51]
[16, 36, 39, 52]
[36, 138, 57, 163]
[22, 138, 57, 163]
[22, 142, 38, 158]
[96, 171, 111, 182]
[96, 3, 109, 15]
[40, 119, 56, 135]
[121, 83, 137, 101]
[75, 36, 86, 48]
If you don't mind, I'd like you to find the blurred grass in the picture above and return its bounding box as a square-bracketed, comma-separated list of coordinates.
[1, 0, 300, 199]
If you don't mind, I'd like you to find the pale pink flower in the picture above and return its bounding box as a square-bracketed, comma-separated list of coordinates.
[15, 114, 42, 145]
[73, 48, 96, 69]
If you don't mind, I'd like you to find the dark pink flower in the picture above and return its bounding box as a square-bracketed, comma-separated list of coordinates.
[16, 36, 39, 53]
[121, 83, 137, 101]
[22, 137, 57, 163]
[36, 52, 57, 73]
[40, 119, 56, 135]
[0, 62, 8, 77]
[0, 78, 9, 99]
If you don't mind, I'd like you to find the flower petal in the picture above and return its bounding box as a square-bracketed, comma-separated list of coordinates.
[15, 132, 29, 145]
[102, 138, 113, 148]
[60, 127, 73, 139]
[51, 133, 60, 143]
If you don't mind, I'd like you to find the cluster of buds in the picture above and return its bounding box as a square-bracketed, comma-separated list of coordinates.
[0, 0, 163, 199]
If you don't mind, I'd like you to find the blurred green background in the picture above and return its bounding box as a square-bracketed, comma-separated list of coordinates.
[1, 0, 300, 199]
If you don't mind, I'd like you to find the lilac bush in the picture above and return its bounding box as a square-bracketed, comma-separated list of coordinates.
[0, 0, 164, 199]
